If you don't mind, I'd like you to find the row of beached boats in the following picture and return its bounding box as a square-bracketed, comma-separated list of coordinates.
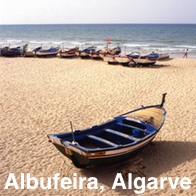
[0, 45, 120, 58]
[0, 45, 59, 57]
[0, 45, 170, 66]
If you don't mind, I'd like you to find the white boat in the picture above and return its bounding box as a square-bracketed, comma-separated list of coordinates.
[59, 47, 79, 58]
[131, 59, 157, 66]
[115, 55, 132, 64]
[36, 47, 59, 57]
[24, 47, 42, 57]
[158, 53, 170, 60]
[103, 55, 118, 64]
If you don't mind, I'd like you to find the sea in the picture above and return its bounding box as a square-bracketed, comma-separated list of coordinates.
[0, 24, 196, 58]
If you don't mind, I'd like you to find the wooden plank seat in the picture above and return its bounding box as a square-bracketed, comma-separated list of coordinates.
[123, 119, 146, 129]
[104, 128, 140, 141]
[87, 134, 118, 147]
[117, 122, 150, 133]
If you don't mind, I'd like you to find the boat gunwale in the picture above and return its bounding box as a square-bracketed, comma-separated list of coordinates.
[67, 127, 157, 153]
[67, 133, 157, 158]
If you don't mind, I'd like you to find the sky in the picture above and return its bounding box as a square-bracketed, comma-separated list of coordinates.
[0, 0, 196, 24]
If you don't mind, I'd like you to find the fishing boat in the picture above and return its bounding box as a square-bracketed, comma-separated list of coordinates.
[158, 53, 170, 60]
[98, 48, 108, 59]
[131, 58, 157, 66]
[127, 52, 141, 59]
[115, 55, 133, 65]
[59, 47, 79, 58]
[48, 94, 167, 168]
[24, 46, 42, 57]
[90, 50, 102, 60]
[109, 46, 121, 55]
[103, 55, 118, 64]
[79, 46, 96, 59]
[36, 47, 59, 57]
[142, 52, 159, 60]
[99, 46, 121, 59]
[1, 46, 22, 57]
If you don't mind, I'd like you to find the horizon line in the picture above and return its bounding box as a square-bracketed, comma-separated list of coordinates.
[0, 22, 196, 26]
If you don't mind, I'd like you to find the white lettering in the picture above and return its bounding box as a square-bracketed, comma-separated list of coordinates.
[168, 177, 179, 189]
[26, 173, 38, 189]
[100, 185, 104, 193]
[3, 172, 191, 192]
[112, 173, 126, 189]
[160, 177, 168, 189]
[79, 177, 86, 189]
[40, 177, 51, 189]
[61, 177, 72, 189]
[73, 173, 77, 189]
[134, 177, 145, 194]
[21, 173, 24, 189]
[180, 177, 191, 189]
[52, 173, 60, 189]
[4, 173, 19, 189]
[128, 173, 132, 189]
[87, 177, 98, 190]
[147, 177, 158, 189]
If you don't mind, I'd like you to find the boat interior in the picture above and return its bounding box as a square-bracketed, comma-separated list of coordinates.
[55, 116, 157, 151]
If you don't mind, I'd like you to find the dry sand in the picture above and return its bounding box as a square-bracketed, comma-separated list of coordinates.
[0, 57, 195, 195]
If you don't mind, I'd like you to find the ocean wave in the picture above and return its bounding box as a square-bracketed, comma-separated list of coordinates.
[174, 45, 196, 49]
[1, 39, 196, 53]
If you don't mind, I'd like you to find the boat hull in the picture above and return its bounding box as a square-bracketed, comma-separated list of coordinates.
[52, 133, 156, 168]
[59, 47, 79, 58]
[79, 52, 91, 59]
[24, 47, 42, 57]
[59, 52, 77, 58]
[24, 51, 35, 57]
[158, 53, 170, 60]
[90, 53, 102, 60]
[1, 52, 21, 57]
[36, 51, 58, 57]
[132, 59, 156, 66]
[1, 49, 21, 57]
[35, 47, 59, 57]
[103, 55, 118, 64]
[115, 56, 132, 65]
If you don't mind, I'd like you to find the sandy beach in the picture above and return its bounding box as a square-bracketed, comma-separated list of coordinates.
[0, 57, 195, 195]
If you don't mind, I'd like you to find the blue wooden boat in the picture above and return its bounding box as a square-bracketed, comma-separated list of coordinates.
[90, 50, 102, 59]
[109, 46, 121, 55]
[142, 52, 159, 60]
[59, 47, 79, 58]
[79, 46, 96, 58]
[24, 46, 42, 57]
[36, 47, 59, 57]
[99, 46, 122, 59]
[48, 94, 167, 168]
[1, 46, 22, 57]
[131, 58, 157, 66]
[115, 55, 133, 65]
[103, 55, 118, 64]
[127, 52, 141, 59]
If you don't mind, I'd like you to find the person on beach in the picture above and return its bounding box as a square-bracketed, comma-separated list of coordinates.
[183, 48, 188, 58]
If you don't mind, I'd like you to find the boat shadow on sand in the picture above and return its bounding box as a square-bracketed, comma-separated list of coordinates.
[118, 57, 173, 69]
[75, 140, 196, 194]
[158, 57, 174, 61]
[127, 63, 171, 69]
